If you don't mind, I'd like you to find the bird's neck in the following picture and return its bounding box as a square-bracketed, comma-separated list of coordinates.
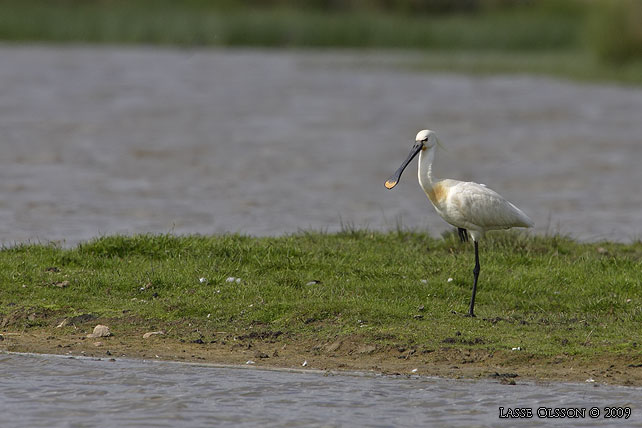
[417, 146, 437, 193]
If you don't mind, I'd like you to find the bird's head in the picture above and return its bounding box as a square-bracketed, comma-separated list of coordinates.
[385, 129, 439, 189]
[415, 129, 439, 149]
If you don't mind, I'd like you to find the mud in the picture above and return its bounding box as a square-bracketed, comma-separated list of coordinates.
[2, 322, 641, 387]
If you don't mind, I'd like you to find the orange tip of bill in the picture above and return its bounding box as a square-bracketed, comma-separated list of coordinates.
[385, 180, 397, 189]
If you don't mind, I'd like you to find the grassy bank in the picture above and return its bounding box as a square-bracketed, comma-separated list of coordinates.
[397, 50, 642, 85]
[2, 1, 642, 85]
[1, 0, 642, 86]
[0, 1, 581, 50]
[1, 232, 641, 382]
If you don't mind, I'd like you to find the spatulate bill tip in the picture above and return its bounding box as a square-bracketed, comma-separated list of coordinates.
[384, 179, 397, 189]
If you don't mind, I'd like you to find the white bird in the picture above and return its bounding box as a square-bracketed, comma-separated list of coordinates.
[385, 129, 534, 317]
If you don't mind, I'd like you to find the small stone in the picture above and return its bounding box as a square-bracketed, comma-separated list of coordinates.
[143, 331, 164, 339]
[199, 277, 208, 284]
[226, 277, 237, 283]
[411, 368, 418, 373]
[246, 360, 255, 365]
[447, 278, 453, 283]
[87, 325, 111, 338]
[585, 378, 595, 383]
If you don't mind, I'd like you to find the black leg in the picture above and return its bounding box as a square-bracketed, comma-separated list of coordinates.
[468, 240, 480, 317]
[458, 228, 468, 243]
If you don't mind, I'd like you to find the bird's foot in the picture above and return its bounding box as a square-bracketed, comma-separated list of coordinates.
[451, 310, 476, 318]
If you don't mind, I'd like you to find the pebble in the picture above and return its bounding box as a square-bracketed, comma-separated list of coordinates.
[245, 360, 255, 365]
[226, 277, 242, 284]
[87, 325, 112, 338]
[199, 277, 208, 284]
[447, 278, 453, 283]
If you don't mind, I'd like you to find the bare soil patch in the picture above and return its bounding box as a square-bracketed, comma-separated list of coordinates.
[2, 316, 641, 387]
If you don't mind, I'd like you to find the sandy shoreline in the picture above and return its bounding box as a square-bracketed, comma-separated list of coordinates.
[2, 327, 641, 387]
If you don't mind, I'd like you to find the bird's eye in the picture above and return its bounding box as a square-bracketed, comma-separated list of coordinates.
[422, 138, 428, 143]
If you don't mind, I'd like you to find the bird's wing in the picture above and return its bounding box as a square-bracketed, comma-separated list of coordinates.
[447, 181, 534, 229]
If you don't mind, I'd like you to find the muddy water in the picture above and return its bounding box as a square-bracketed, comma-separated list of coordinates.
[1, 46, 641, 245]
[1, 353, 641, 428]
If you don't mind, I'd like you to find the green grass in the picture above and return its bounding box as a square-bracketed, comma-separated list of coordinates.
[2, 231, 641, 357]
[403, 50, 642, 86]
[0, 2, 580, 50]
[2, 1, 642, 85]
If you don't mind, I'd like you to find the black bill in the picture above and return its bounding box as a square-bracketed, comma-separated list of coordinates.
[384, 142, 423, 189]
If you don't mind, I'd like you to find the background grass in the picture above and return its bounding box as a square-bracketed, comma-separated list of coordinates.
[0, 1, 580, 50]
[1, 232, 641, 357]
[2, 1, 641, 84]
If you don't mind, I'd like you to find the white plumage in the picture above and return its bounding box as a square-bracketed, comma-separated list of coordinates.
[424, 180, 534, 242]
[385, 129, 533, 316]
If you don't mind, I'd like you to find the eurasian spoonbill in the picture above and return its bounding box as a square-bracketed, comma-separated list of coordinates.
[385, 129, 534, 317]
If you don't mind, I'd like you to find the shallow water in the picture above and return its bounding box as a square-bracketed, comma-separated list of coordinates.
[1, 46, 641, 245]
[1, 353, 641, 427]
